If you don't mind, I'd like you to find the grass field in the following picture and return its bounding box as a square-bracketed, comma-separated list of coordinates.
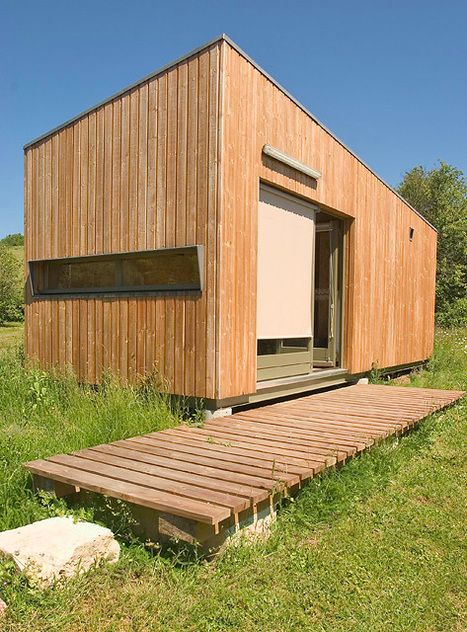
[7, 245, 24, 264]
[0, 321, 24, 352]
[1, 329, 467, 631]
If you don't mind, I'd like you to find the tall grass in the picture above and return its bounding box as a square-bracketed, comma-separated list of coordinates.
[1, 330, 467, 631]
[0, 348, 180, 532]
[409, 327, 467, 391]
[0, 321, 23, 352]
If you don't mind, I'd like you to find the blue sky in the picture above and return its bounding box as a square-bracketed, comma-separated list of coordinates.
[1, 0, 466, 237]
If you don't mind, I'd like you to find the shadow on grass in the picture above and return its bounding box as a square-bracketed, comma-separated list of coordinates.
[58, 490, 206, 567]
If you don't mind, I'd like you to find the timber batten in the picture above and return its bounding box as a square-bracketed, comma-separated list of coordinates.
[26, 385, 465, 543]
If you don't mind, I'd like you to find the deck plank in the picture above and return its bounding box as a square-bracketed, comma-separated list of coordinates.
[89, 443, 281, 491]
[48, 453, 249, 513]
[205, 417, 364, 451]
[172, 426, 350, 461]
[158, 428, 327, 470]
[135, 433, 315, 476]
[75, 448, 270, 503]
[24, 384, 465, 530]
[25, 458, 230, 524]
[232, 411, 376, 445]
[112, 439, 300, 486]
[221, 415, 370, 449]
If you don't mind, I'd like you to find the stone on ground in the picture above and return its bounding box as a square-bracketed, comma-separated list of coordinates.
[0, 517, 119, 586]
[393, 374, 411, 385]
[0, 598, 7, 617]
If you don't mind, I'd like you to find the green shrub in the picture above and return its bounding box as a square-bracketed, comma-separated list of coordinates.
[436, 297, 467, 327]
[0, 233, 24, 247]
[0, 246, 24, 324]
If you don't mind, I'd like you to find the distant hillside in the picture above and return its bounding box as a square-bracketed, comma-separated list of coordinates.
[0, 235, 24, 273]
[0, 242, 24, 324]
[9, 245, 25, 267]
[0, 233, 24, 247]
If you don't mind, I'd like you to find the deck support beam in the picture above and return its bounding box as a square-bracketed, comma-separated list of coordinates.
[32, 474, 79, 498]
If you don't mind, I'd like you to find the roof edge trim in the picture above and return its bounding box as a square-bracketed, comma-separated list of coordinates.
[23, 34, 227, 151]
[221, 35, 435, 232]
[23, 33, 435, 232]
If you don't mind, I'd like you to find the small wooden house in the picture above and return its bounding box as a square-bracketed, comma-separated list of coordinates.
[24, 35, 436, 412]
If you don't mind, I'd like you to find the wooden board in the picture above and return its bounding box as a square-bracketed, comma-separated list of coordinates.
[25, 384, 464, 528]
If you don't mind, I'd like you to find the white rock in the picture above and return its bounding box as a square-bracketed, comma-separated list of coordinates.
[0, 517, 119, 586]
[0, 598, 7, 617]
[356, 377, 369, 384]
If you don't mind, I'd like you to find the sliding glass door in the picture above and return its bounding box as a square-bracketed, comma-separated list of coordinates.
[313, 220, 340, 367]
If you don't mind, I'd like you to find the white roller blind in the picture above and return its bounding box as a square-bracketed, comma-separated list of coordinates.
[257, 187, 315, 339]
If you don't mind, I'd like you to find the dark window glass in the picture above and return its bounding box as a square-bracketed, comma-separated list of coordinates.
[314, 230, 330, 348]
[282, 338, 309, 350]
[257, 338, 310, 356]
[48, 260, 115, 290]
[29, 247, 202, 296]
[122, 251, 199, 288]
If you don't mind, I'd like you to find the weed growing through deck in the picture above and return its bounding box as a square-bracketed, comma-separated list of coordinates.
[206, 436, 232, 448]
[368, 360, 383, 383]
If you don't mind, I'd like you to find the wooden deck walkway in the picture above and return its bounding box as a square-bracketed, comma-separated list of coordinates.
[25, 384, 464, 545]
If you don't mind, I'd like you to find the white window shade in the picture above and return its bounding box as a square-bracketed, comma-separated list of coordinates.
[257, 187, 315, 339]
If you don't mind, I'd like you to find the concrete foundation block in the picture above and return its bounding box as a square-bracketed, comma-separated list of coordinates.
[202, 499, 278, 553]
[0, 517, 120, 586]
[203, 407, 233, 420]
[228, 500, 277, 543]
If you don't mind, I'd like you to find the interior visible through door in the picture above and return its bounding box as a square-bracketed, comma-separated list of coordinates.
[313, 214, 342, 367]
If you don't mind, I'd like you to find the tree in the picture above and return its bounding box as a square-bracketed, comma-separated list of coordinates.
[0, 233, 24, 247]
[0, 246, 24, 325]
[397, 161, 467, 323]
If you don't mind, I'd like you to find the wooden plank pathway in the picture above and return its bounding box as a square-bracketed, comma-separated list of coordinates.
[25, 384, 465, 535]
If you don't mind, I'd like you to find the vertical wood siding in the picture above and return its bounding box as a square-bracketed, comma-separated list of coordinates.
[24, 38, 436, 403]
[24, 43, 222, 399]
[218, 43, 436, 399]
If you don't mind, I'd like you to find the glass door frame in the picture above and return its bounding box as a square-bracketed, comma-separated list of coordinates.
[313, 219, 341, 367]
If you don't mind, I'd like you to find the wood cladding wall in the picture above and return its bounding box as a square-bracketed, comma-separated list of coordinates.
[218, 42, 436, 399]
[25, 42, 222, 399]
[24, 36, 436, 403]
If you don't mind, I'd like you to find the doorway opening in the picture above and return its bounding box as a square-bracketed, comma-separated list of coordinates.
[256, 184, 344, 383]
[313, 212, 343, 368]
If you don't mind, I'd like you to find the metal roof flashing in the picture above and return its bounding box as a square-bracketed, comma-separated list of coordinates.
[23, 33, 435, 232]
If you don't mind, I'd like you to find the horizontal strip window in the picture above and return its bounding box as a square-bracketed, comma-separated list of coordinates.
[29, 246, 203, 297]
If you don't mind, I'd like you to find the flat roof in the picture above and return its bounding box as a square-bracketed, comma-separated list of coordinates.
[23, 34, 435, 231]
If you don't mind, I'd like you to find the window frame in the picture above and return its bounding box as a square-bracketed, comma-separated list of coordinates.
[28, 245, 204, 298]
